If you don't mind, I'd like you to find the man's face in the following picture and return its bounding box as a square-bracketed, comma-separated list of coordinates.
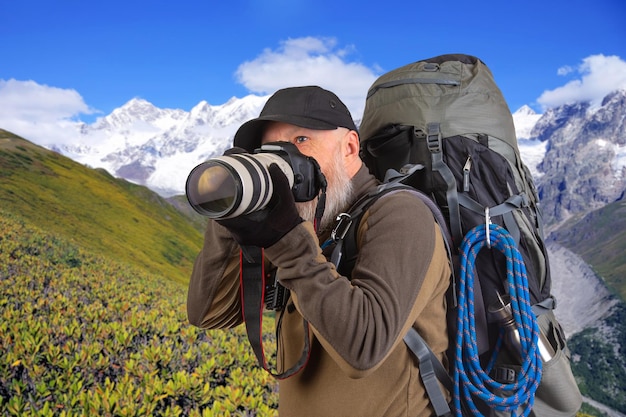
[261, 122, 344, 174]
[261, 122, 354, 231]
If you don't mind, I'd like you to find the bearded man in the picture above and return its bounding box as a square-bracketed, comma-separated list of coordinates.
[186, 86, 451, 416]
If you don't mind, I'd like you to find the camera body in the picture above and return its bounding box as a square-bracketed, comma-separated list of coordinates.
[264, 270, 289, 311]
[186, 142, 325, 219]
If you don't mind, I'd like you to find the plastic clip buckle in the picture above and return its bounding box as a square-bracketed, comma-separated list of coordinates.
[331, 213, 353, 242]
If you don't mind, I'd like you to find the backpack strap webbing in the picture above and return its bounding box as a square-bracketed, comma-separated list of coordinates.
[427, 122, 463, 247]
[329, 173, 457, 415]
[329, 181, 409, 272]
[457, 192, 529, 245]
[331, 169, 454, 278]
[404, 328, 454, 417]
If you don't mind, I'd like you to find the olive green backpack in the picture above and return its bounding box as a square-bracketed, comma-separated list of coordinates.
[347, 54, 582, 416]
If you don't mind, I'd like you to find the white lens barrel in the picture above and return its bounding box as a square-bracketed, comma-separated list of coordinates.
[189, 152, 294, 219]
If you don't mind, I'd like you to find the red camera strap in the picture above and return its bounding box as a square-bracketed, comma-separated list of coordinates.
[239, 246, 310, 379]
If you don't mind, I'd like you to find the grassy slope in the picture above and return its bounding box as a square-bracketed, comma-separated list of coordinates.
[550, 197, 626, 301]
[0, 210, 278, 416]
[0, 129, 202, 284]
[552, 199, 626, 414]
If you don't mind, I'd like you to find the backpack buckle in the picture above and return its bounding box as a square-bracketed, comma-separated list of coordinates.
[491, 366, 518, 384]
[426, 123, 442, 153]
[331, 213, 353, 242]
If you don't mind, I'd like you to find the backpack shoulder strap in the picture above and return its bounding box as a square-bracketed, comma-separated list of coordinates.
[329, 180, 406, 272]
[329, 169, 457, 416]
[330, 167, 454, 280]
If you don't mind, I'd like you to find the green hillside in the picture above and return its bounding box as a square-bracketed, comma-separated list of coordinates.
[0, 210, 278, 416]
[0, 129, 279, 415]
[550, 196, 626, 301]
[0, 129, 202, 284]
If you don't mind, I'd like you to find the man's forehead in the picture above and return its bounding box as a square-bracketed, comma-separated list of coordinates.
[262, 122, 314, 138]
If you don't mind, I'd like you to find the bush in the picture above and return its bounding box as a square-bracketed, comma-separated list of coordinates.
[0, 212, 278, 416]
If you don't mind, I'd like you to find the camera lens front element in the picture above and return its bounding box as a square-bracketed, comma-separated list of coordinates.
[186, 160, 242, 218]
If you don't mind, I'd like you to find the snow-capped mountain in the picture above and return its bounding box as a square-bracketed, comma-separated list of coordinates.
[54, 97, 546, 197]
[55, 95, 269, 196]
[513, 105, 547, 179]
[513, 104, 543, 140]
[51, 89, 626, 217]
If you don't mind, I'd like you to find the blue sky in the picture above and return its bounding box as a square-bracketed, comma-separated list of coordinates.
[1, 0, 626, 131]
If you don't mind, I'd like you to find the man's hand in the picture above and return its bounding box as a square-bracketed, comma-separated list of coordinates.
[217, 163, 303, 248]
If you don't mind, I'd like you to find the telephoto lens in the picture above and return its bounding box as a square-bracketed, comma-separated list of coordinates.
[185, 151, 294, 219]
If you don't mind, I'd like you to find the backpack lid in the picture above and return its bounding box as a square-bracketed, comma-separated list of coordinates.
[359, 54, 519, 154]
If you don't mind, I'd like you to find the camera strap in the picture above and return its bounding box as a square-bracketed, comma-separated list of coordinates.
[239, 245, 311, 379]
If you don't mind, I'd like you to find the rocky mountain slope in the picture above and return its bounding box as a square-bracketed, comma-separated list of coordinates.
[534, 90, 626, 229]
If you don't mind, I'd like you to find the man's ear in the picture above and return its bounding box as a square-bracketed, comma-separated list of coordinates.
[343, 129, 362, 176]
[344, 129, 360, 158]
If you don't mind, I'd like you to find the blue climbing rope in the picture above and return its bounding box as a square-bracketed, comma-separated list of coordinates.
[453, 223, 543, 417]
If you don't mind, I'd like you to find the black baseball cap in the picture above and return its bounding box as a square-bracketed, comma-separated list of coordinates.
[233, 86, 358, 152]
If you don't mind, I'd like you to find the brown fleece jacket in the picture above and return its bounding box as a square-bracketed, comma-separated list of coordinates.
[187, 165, 451, 416]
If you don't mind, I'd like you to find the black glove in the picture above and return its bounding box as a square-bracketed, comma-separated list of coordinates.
[217, 163, 303, 248]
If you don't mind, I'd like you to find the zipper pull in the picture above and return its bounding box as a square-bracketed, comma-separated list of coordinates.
[463, 156, 472, 192]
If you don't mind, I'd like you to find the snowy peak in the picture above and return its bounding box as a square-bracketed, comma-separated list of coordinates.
[514, 104, 537, 116]
[212, 94, 269, 128]
[92, 98, 186, 132]
[513, 105, 543, 140]
[187, 101, 215, 126]
[534, 89, 626, 228]
[120, 97, 159, 113]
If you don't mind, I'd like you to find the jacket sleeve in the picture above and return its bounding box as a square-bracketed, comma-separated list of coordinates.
[264, 191, 450, 378]
[187, 219, 243, 329]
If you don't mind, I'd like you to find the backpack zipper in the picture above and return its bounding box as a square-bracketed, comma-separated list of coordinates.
[463, 156, 472, 192]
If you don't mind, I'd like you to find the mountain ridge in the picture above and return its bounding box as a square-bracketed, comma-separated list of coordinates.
[67, 94, 269, 196]
[36, 89, 624, 200]
[536, 89, 626, 229]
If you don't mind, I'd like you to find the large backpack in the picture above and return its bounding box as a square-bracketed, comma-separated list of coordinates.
[334, 54, 581, 416]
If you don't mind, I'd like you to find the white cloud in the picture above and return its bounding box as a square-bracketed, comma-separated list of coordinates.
[556, 65, 574, 76]
[0, 79, 96, 145]
[537, 55, 626, 110]
[234, 36, 379, 119]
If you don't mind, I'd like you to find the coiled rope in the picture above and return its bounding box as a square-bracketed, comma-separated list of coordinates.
[453, 223, 543, 417]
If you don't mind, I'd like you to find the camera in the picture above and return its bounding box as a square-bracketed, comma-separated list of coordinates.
[264, 269, 289, 311]
[186, 142, 325, 219]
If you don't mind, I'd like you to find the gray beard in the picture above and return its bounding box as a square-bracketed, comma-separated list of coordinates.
[296, 153, 354, 233]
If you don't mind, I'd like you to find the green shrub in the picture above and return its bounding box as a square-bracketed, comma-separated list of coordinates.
[0, 212, 279, 416]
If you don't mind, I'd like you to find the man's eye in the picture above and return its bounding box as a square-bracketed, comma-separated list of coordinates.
[294, 136, 309, 144]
